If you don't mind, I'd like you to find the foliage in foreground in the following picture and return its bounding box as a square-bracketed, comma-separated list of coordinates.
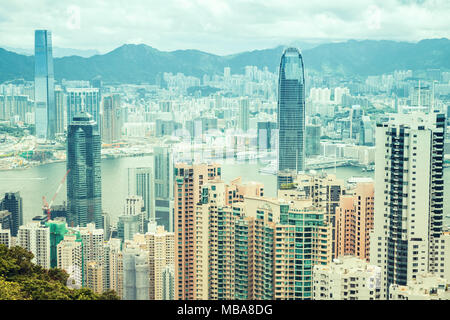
[0, 244, 119, 300]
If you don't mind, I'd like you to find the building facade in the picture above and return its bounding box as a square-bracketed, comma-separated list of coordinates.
[313, 256, 382, 300]
[174, 163, 221, 300]
[34, 30, 55, 140]
[277, 48, 305, 179]
[370, 112, 446, 299]
[66, 112, 102, 228]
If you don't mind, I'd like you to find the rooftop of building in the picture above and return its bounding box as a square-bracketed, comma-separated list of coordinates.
[390, 273, 449, 298]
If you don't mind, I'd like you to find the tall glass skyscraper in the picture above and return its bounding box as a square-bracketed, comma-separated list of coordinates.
[34, 30, 55, 140]
[128, 167, 154, 222]
[277, 48, 305, 178]
[66, 112, 102, 228]
[153, 146, 174, 232]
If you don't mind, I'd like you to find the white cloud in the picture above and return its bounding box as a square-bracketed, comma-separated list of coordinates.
[0, 0, 448, 55]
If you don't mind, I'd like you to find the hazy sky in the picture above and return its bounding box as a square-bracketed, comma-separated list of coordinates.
[1, 0, 449, 55]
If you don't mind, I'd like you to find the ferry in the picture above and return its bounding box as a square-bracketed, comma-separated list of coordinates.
[258, 161, 277, 175]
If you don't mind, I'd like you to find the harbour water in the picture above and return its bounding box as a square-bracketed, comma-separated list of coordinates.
[0, 156, 448, 227]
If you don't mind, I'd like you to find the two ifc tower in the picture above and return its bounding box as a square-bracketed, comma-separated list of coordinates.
[277, 47, 306, 184]
[35, 30, 102, 228]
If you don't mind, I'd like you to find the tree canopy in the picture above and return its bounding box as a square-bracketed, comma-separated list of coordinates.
[0, 244, 119, 300]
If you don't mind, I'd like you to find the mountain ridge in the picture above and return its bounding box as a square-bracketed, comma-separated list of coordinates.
[1, 38, 449, 84]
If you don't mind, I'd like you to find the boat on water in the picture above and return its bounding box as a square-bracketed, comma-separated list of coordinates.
[347, 176, 374, 184]
[362, 165, 375, 172]
[258, 161, 277, 175]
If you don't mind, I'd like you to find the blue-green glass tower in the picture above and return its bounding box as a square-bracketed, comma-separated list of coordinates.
[277, 48, 305, 184]
[34, 30, 55, 140]
[66, 112, 102, 228]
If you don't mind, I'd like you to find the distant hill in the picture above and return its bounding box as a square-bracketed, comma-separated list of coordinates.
[0, 38, 449, 84]
[2, 46, 100, 58]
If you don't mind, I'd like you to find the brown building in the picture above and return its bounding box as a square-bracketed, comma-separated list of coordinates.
[336, 182, 374, 261]
[174, 163, 221, 300]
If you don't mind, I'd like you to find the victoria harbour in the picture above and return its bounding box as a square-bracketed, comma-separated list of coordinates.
[2, 157, 450, 227]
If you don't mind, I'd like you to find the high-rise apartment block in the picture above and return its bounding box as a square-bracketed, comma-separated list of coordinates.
[102, 94, 123, 144]
[86, 261, 104, 294]
[146, 226, 174, 300]
[17, 222, 50, 269]
[75, 223, 104, 284]
[106, 238, 123, 297]
[274, 197, 332, 300]
[279, 172, 344, 260]
[174, 163, 221, 300]
[336, 182, 374, 261]
[370, 112, 446, 299]
[57, 234, 83, 288]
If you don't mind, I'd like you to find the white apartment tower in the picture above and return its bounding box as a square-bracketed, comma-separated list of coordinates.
[0, 228, 11, 248]
[17, 222, 50, 269]
[239, 97, 250, 132]
[76, 223, 104, 264]
[57, 234, 83, 288]
[370, 112, 446, 299]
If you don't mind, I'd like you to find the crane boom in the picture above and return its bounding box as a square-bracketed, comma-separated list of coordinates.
[43, 169, 71, 221]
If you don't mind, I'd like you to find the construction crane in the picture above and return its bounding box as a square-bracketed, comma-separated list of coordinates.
[43, 169, 71, 222]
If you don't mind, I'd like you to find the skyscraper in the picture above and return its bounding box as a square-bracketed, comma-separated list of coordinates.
[66, 88, 100, 129]
[336, 182, 374, 261]
[17, 222, 51, 269]
[145, 226, 174, 300]
[57, 234, 83, 288]
[123, 247, 149, 300]
[238, 97, 250, 132]
[370, 112, 446, 299]
[117, 196, 146, 241]
[34, 30, 56, 141]
[1, 192, 23, 237]
[174, 163, 221, 300]
[305, 124, 321, 157]
[128, 167, 154, 222]
[257, 121, 277, 151]
[66, 111, 102, 228]
[54, 87, 65, 135]
[74, 223, 104, 284]
[153, 146, 174, 232]
[102, 94, 123, 144]
[277, 47, 305, 185]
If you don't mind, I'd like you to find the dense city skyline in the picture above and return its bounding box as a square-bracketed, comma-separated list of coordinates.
[1, 1, 450, 305]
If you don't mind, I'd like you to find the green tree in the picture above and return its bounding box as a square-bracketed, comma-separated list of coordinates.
[0, 244, 119, 300]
